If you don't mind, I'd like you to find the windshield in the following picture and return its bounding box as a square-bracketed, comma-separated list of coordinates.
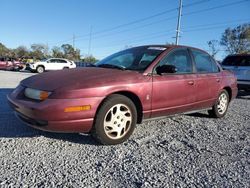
[96, 46, 166, 71]
[222, 55, 250, 66]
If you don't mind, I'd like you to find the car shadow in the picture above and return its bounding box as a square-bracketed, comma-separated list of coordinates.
[0, 88, 98, 145]
[237, 90, 250, 100]
[185, 110, 211, 118]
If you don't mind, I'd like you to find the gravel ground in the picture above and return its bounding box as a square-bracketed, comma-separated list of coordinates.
[0, 70, 249, 187]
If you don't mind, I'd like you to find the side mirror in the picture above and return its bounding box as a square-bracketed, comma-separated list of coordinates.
[156, 64, 177, 75]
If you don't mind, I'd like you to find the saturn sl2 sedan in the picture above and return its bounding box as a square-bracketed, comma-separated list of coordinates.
[8, 45, 238, 145]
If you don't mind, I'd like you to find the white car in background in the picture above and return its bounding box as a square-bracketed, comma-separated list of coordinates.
[26, 58, 76, 73]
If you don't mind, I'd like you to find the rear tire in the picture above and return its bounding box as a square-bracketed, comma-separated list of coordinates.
[36, 66, 44, 73]
[91, 94, 137, 145]
[208, 89, 229, 118]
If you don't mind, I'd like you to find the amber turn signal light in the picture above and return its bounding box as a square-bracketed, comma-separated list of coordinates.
[64, 105, 91, 112]
[40, 91, 50, 100]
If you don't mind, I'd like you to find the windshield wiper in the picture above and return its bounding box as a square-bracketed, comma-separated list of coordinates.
[97, 64, 126, 70]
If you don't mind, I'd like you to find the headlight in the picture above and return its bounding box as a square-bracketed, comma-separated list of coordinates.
[24, 88, 52, 101]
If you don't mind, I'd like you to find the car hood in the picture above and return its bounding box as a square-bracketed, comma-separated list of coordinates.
[21, 67, 144, 91]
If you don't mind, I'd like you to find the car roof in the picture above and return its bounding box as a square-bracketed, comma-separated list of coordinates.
[132, 44, 207, 52]
[49, 58, 68, 60]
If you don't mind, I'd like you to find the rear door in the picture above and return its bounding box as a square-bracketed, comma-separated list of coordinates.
[46, 59, 59, 70]
[190, 49, 222, 109]
[151, 48, 197, 117]
[57, 59, 68, 69]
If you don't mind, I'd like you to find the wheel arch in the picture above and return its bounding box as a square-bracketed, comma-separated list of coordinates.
[95, 91, 143, 124]
[36, 64, 45, 69]
[222, 86, 232, 101]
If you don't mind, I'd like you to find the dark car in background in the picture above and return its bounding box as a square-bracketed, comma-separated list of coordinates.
[221, 54, 250, 91]
[8, 45, 237, 145]
[75, 61, 96, 68]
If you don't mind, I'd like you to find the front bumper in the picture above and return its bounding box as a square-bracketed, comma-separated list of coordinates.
[25, 64, 36, 71]
[7, 91, 104, 133]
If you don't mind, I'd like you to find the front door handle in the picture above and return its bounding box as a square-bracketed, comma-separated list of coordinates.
[216, 78, 220, 82]
[188, 81, 194, 85]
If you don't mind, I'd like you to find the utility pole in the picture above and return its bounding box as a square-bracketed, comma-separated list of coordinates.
[175, 0, 183, 45]
[46, 42, 49, 57]
[73, 34, 75, 50]
[88, 26, 93, 55]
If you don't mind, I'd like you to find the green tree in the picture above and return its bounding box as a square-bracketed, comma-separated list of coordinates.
[61, 44, 80, 61]
[13, 46, 29, 58]
[30, 43, 49, 60]
[83, 55, 98, 63]
[52, 46, 64, 58]
[220, 23, 250, 54]
[0, 43, 11, 57]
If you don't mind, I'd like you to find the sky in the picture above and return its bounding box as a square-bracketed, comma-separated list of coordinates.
[1, 0, 250, 60]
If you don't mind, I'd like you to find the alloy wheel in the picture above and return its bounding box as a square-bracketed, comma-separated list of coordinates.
[103, 104, 132, 139]
[217, 93, 228, 115]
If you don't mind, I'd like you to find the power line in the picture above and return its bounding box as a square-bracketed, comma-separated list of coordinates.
[183, 23, 248, 32]
[183, 18, 250, 29]
[88, 26, 93, 55]
[50, 0, 249, 48]
[87, 0, 249, 46]
[82, 30, 176, 50]
[74, 16, 177, 43]
[83, 0, 249, 47]
[184, 0, 250, 16]
[70, 1, 214, 44]
[77, 0, 210, 39]
[85, 20, 248, 50]
[52, 0, 212, 45]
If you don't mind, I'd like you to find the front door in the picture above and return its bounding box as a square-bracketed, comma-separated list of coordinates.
[46, 59, 58, 70]
[151, 48, 197, 117]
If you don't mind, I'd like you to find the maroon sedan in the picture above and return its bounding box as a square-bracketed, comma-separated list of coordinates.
[8, 45, 237, 145]
[0, 57, 24, 71]
[0, 57, 14, 70]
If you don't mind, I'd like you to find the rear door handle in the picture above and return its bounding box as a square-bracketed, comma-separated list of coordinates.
[216, 78, 220, 82]
[188, 81, 194, 85]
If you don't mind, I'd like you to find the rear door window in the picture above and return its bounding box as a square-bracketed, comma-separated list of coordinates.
[191, 49, 219, 73]
[48, 59, 57, 63]
[57, 59, 67, 63]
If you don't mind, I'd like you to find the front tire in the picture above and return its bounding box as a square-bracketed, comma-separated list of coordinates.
[36, 66, 44, 73]
[91, 94, 137, 145]
[208, 89, 229, 118]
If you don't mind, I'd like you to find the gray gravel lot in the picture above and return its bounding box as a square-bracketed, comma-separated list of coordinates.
[0, 70, 249, 187]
